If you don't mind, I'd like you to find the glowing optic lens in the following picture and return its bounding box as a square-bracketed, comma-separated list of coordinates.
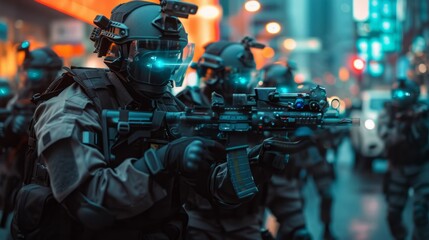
[21, 41, 30, 49]
[295, 98, 305, 109]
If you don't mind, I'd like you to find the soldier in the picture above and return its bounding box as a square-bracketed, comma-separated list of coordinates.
[286, 82, 337, 240]
[257, 63, 312, 240]
[11, 2, 279, 240]
[177, 42, 311, 240]
[0, 78, 12, 108]
[378, 79, 429, 240]
[0, 43, 63, 228]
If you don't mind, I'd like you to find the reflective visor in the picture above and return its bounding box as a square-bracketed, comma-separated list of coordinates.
[127, 40, 194, 87]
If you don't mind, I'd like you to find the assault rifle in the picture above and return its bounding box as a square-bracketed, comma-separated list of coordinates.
[101, 86, 359, 199]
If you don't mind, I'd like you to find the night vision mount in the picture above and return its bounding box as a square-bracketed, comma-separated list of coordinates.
[241, 36, 265, 50]
[240, 36, 265, 68]
[90, 0, 198, 57]
[160, 0, 198, 18]
[153, 0, 198, 36]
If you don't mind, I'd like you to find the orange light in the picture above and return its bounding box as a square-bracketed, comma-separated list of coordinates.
[265, 22, 281, 34]
[244, 0, 261, 12]
[283, 38, 296, 50]
[294, 73, 305, 84]
[35, 0, 116, 25]
[325, 73, 336, 85]
[339, 67, 350, 81]
[262, 47, 275, 59]
[52, 44, 85, 58]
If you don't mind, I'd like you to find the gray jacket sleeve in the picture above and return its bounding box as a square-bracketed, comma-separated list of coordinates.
[33, 83, 167, 219]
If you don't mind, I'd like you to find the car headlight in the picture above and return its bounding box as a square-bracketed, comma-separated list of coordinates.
[364, 119, 375, 130]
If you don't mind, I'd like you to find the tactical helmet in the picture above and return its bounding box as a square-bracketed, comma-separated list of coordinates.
[0, 78, 12, 107]
[391, 78, 420, 109]
[90, 1, 197, 98]
[195, 36, 265, 96]
[258, 62, 297, 93]
[17, 41, 63, 92]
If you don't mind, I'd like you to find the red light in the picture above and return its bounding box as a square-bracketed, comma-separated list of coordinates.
[352, 58, 365, 71]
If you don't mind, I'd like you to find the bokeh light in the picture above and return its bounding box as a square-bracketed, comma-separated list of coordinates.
[198, 5, 221, 20]
[283, 38, 297, 50]
[244, 0, 261, 12]
[265, 22, 281, 34]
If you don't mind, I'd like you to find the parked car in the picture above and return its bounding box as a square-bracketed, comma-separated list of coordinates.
[350, 89, 390, 170]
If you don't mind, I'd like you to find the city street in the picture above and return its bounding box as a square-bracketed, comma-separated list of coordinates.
[0, 0, 428, 240]
[300, 138, 413, 240]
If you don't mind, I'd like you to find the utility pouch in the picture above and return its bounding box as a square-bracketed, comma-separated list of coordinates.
[11, 184, 71, 240]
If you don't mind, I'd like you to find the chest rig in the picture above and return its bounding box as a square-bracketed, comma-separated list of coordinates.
[25, 67, 184, 185]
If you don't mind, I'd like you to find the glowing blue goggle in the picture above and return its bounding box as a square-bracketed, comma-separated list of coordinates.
[0, 87, 10, 96]
[27, 69, 45, 81]
[233, 76, 248, 85]
[392, 89, 412, 99]
[230, 70, 254, 86]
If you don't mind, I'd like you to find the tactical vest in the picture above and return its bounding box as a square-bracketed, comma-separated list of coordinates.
[13, 67, 188, 240]
[24, 67, 118, 186]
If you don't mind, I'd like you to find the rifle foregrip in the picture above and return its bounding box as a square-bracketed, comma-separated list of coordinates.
[263, 139, 313, 154]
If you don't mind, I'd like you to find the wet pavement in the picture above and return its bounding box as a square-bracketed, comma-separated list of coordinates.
[297, 138, 413, 240]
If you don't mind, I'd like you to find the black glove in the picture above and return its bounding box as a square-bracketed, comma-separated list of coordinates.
[248, 137, 291, 172]
[135, 137, 226, 177]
